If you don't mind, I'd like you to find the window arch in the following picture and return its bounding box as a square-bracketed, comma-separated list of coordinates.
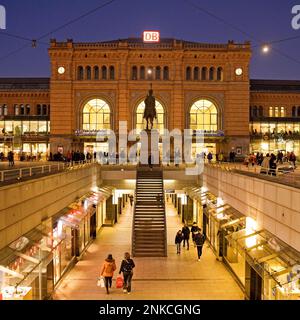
[163, 66, 169, 80]
[155, 66, 161, 80]
[201, 67, 207, 80]
[132, 66, 138, 80]
[209, 67, 215, 80]
[109, 66, 115, 80]
[140, 66, 145, 80]
[186, 67, 191, 80]
[78, 66, 84, 80]
[86, 66, 92, 80]
[135, 99, 165, 134]
[189, 99, 218, 132]
[194, 67, 199, 81]
[101, 66, 107, 80]
[217, 67, 223, 81]
[94, 66, 99, 80]
[82, 98, 111, 131]
[292, 106, 297, 117]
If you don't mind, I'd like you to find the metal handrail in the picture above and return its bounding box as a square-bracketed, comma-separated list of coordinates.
[131, 169, 138, 257]
[161, 169, 168, 257]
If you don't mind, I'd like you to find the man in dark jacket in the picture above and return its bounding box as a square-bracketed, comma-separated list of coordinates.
[182, 223, 190, 250]
[119, 252, 135, 294]
[194, 230, 206, 261]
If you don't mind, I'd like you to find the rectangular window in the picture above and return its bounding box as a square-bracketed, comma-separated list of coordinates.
[280, 107, 285, 117]
[274, 107, 279, 118]
[269, 107, 273, 117]
[5, 121, 13, 133]
[38, 121, 47, 133]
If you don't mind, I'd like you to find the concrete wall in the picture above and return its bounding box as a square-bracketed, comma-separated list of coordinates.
[0, 164, 102, 250]
[203, 166, 300, 252]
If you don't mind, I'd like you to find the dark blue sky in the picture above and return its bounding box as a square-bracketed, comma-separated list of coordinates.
[0, 0, 300, 79]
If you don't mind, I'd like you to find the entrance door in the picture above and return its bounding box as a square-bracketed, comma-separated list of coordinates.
[245, 262, 262, 300]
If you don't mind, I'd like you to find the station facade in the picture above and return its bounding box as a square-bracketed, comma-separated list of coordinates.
[0, 37, 300, 159]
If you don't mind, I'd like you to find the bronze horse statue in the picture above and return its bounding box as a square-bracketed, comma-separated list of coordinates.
[143, 89, 157, 130]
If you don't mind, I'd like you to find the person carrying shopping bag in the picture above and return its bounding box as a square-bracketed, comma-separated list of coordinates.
[119, 252, 135, 294]
[100, 254, 116, 294]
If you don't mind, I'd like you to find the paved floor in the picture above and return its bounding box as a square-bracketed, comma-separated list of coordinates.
[53, 200, 244, 300]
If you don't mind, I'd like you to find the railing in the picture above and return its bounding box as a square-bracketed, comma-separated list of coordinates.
[0, 161, 93, 184]
[131, 170, 139, 257]
[161, 169, 168, 257]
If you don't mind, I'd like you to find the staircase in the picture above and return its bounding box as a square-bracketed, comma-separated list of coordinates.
[132, 168, 167, 257]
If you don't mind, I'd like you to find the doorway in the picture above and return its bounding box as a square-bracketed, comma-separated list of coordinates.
[245, 262, 262, 300]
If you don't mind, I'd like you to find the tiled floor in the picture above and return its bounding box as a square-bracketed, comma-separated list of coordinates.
[53, 200, 244, 300]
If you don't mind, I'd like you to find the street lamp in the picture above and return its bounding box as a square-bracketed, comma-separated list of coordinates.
[262, 44, 270, 54]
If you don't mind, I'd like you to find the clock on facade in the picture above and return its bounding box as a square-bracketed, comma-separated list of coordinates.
[235, 68, 243, 76]
[58, 66, 65, 74]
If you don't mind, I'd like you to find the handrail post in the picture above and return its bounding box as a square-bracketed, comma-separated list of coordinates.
[0, 171, 4, 182]
[29, 167, 32, 177]
[19, 168, 23, 178]
[41, 166, 44, 174]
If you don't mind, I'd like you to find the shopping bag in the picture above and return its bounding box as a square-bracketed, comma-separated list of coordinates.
[116, 275, 124, 289]
[97, 277, 105, 288]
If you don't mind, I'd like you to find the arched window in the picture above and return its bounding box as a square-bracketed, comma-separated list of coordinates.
[147, 66, 154, 80]
[189, 99, 218, 132]
[163, 66, 169, 80]
[20, 105, 25, 115]
[3, 105, 7, 116]
[132, 66, 138, 80]
[136, 99, 165, 134]
[15, 105, 19, 116]
[86, 66, 92, 80]
[209, 67, 215, 80]
[186, 67, 191, 80]
[155, 66, 161, 80]
[26, 104, 30, 115]
[43, 104, 48, 115]
[298, 106, 300, 117]
[82, 98, 111, 131]
[140, 66, 145, 80]
[94, 66, 99, 80]
[101, 66, 107, 80]
[78, 66, 84, 80]
[259, 106, 264, 117]
[217, 67, 223, 81]
[292, 106, 297, 117]
[109, 66, 115, 80]
[201, 67, 207, 81]
[253, 106, 258, 118]
[193, 67, 199, 81]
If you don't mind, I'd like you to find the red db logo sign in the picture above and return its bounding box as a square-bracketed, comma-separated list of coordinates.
[143, 31, 160, 43]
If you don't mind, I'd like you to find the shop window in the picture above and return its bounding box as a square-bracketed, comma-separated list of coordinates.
[86, 66, 92, 80]
[193, 67, 199, 80]
[77, 66, 84, 80]
[209, 67, 215, 80]
[82, 98, 111, 131]
[101, 66, 107, 80]
[140, 66, 145, 80]
[132, 66, 138, 80]
[109, 66, 115, 80]
[94, 66, 99, 80]
[135, 99, 165, 135]
[163, 66, 169, 80]
[217, 67, 223, 81]
[189, 99, 218, 132]
[186, 66, 191, 80]
[155, 66, 161, 80]
[15, 105, 19, 116]
[201, 67, 207, 80]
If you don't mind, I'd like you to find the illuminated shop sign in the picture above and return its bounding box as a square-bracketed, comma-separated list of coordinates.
[143, 31, 160, 43]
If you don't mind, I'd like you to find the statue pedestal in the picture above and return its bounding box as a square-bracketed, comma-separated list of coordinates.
[139, 129, 160, 165]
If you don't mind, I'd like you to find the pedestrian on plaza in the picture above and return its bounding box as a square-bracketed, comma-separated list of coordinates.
[191, 222, 200, 246]
[194, 229, 206, 261]
[175, 230, 183, 254]
[119, 252, 135, 294]
[289, 152, 297, 168]
[129, 195, 134, 207]
[182, 223, 191, 250]
[100, 254, 116, 295]
[207, 152, 213, 164]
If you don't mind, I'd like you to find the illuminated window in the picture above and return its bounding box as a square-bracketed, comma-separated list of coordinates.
[15, 105, 19, 116]
[135, 100, 165, 134]
[280, 107, 285, 117]
[269, 106, 273, 117]
[82, 99, 111, 131]
[274, 107, 279, 117]
[189, 99, 218, 132]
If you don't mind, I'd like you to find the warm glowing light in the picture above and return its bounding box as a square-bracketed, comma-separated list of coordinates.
[262, 45, 270, 53]
[245, 217, 258, 248]
[217, 197, 224, 206]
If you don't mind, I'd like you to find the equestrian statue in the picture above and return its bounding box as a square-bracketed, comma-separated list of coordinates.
[143, 87, 157, 130]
